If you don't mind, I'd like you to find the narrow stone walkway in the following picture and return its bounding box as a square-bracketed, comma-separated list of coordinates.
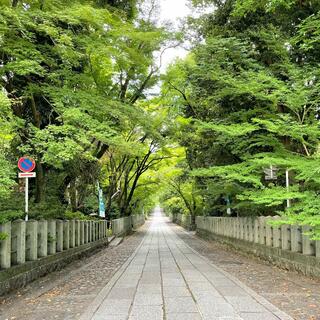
[81, 210, 293, 320]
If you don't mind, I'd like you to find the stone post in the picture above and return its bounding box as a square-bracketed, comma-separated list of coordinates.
[238, 218, 241, 239]
[75, 221, 80, 247]
[316, 241, 320, 258]
[86, 221, 90, 243]
[0, 222, 11, 269]
[38, 220, 48, 258]
[98, 221, 102, 239]
[95, 222, 98, 240]
[92, 221, 95, 241]
[209, 218, 213, 233]
[281, 225, 291, 251]
[302, 226, 315, 256]
[91, 221, 95, 241]
[90, 221, 94, 241]
[244, 218, 249, 241]
[213, 218, 216, 234]
[88, 221, 92, 242]
[26, 220, 37, 261]
[56, 220, 63, 252]
[201, 217, 205, 232]
[265, 217, 273, 247]
[259, 217, 266, 245]
[272, 217, 281, 248]
[248, 218, 254, 242]
[239, 218, 243, 239]
[226, 219, 231, 237]
[211, 218, 215, 234]
[102, 221, 106, 238]
[254, 218, 259, 244]
[80, 221, 85, 245]
[84, 221, 88, 244]
[247, 218, 251, 241]
[224, 218, 230, 237]
[291, 225, 302, 253]
[234, 218, 238, 239]
[48, 220, 56, 255]
[11, 220, 26, 265]
[63, 221, 70, 250]
[242, 218, 246, 241]
[69, 220, 75, 248]
[97, 221, 100, 240]
[239, 218, 243, 240]
[91, 221, 95, 240]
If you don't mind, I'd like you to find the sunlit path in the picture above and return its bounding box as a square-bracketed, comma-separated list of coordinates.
[82, 209, 292, 320]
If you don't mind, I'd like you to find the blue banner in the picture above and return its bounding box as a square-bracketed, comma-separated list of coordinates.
[98, 185, 105, 218]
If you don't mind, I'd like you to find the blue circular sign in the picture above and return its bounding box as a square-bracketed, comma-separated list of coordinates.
[18, 157, 36, 172]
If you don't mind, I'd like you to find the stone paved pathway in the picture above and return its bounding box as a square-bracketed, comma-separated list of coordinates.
[81, 210, 293, 320]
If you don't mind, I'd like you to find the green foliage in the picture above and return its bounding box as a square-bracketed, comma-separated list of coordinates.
[232, 0, 296, 16]
[0, 232, 9, 241]
[0, 0, 176, 220]
[0, 210, 24, 223]
[64, 211, 95, 220]
[0, 91, 15, 200]
[161, 0, 320, 236]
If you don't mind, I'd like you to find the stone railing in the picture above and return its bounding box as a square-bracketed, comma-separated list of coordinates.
[0, 219, 108, 295]
[0, 219, 108, 270]
[0, 214, 146, 294]
[111, 214, 145, 237]
[195, 216, 320, 277]
[132, 214, 146, 229]
[169, 213, 193, 230]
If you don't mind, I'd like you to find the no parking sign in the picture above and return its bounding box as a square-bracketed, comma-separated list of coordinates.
[18, 157, 36, 221]
[18, 157, 36, 173]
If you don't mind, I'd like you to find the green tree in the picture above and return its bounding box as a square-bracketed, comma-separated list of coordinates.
[0, 0, 173, 218]
[162, 0, 320, 237]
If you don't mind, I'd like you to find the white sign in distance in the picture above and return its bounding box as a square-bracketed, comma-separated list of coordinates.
[19, 172, 36, 178]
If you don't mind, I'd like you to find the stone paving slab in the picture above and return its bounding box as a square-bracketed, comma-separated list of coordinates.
[82, 209, 294, 320]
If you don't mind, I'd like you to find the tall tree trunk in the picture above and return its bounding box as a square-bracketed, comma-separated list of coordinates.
[35, 163, 45, 203]
[70, 179, 78, 212]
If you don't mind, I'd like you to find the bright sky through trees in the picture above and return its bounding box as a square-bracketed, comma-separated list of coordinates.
[159, 0, 190, 71]
[158, 0, 213, 72]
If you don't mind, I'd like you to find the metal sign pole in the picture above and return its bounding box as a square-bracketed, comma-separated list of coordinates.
[25, 177, 29, 221]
